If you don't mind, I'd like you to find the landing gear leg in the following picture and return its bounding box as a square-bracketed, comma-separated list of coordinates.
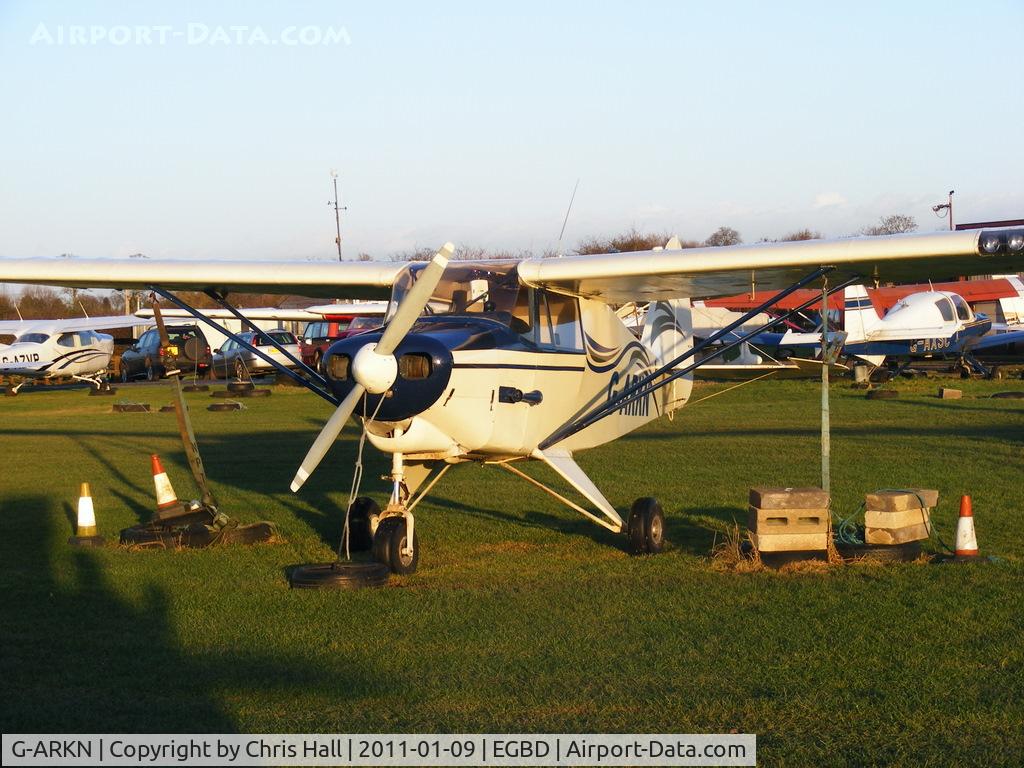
[371, 436, 421, 575]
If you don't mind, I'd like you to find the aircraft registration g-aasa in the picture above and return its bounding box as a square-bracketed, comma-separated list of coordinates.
[1, 226, 1021, 571]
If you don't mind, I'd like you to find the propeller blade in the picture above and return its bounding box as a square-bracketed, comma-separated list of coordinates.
[377, 244, 451, 355]
[290, 382, 366, 492]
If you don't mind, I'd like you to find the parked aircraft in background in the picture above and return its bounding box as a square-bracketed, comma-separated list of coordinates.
[0, 315, 148, 394]
[1, 226, 1021, 570]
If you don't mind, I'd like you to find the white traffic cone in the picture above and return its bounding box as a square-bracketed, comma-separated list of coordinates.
[954, 495, 980, 560]
[69, 482, 104, 547]
[151, 454, 187, 523]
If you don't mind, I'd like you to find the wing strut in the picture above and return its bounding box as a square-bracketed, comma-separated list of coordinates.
[147, 286, 340, 406]
[540, 268, 860, 450]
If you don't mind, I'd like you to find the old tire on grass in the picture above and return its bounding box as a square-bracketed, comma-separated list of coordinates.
[289, 561, 390, 589]
[208, 401, 242, 412]
[159, 405, 176, 412]
[835, 541, 922, 563]
[218, 522, 277, 545]
[991, 391, 1024, 400]
[866, 389, 898, 400]
[628, 497, 666, 555]
[112, 403, 150, 412]
[182, 384, 209, 393]
[373, 516, 419, 575]
[88, 386, 117, 396]
[228, 380, 254, 393]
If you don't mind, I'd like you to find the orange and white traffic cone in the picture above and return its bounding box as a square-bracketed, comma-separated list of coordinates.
[954, 495, 980, 560]
[151, 454, 187, 523]
[69, 482, 104, 547]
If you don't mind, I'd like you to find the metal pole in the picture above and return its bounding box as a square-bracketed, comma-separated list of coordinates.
[820, 279, 830, 495]
[948, 190, 954, 231]
[333, 175, 342, 259]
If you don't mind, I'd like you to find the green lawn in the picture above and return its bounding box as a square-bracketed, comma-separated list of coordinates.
[1, 378, 1022, 765]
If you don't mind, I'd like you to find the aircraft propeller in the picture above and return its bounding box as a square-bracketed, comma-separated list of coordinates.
[290, 245, 452, 492]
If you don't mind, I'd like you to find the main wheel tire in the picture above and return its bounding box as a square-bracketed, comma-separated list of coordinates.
[628, 497, 666, 555]
[373, 516, 419, 575]
[289, 561, 390, 589]
[347, 497, 379, 552]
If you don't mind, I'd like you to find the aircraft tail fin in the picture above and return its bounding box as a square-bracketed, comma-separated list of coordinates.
[842, 285, 882, 343]
[641, 299, 694, 412]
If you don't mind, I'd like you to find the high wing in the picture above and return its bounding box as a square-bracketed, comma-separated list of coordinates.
[36, 315, 150, 333]
[0, 259, 404, 299]
[517, 228, 1024, 303]
[0, 320, 26, 334]
[0, 228, 1021, 304]
[133, 302, 390, 322]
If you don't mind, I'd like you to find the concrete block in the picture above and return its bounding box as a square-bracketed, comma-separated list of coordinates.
[864, 507, 931, 529]
[748, 506, 829, 534]
[749, 487, 829, 510]
[864, 489, 939, 512]
[754, 532, 829, 553]
[865, 522, 931, 545]
[938, 388, 962, 399]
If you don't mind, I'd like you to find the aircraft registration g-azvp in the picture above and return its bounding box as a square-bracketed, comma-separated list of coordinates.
[0, 315, 147, 395]
[1, 227, 1022, 572]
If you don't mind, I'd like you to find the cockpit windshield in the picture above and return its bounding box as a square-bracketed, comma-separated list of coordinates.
[390, 262, 531, 332]
[15, 333, 49, 344]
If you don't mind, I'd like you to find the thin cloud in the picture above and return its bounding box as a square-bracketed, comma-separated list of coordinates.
[813, 192, 847, 209]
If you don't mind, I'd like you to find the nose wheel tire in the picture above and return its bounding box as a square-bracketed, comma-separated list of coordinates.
[628, 497, 666, 555]
[373, 516, 419, 575]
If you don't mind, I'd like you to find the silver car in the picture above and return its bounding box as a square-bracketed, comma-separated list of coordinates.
[212, 329, 302, 379]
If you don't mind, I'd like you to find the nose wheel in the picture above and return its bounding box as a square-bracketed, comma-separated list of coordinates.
[628, 497, 666, 554]
[373, 515, 419, 575]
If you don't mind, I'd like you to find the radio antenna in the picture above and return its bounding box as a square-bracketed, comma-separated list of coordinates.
[555, 178, 580, 257]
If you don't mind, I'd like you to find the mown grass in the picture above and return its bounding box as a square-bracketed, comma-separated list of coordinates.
[1, 377, 1022, 765]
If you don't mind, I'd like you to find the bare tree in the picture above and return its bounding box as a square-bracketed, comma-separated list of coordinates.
[356, 252, 373, 262]
[780, 228, 823, 241]
[704, 227, 742, 247]
[576, 228, 693, 255]
[861, 214, 917, 236]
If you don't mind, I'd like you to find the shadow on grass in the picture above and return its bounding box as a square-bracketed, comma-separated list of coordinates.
[0, 494, 387, 732]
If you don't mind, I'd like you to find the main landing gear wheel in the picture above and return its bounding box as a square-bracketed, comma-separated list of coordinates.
[346, 497, 379, 552]
[373, 516, 419, 575]
[628, 497, 666, 555]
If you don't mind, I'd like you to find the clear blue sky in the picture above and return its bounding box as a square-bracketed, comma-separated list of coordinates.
[1, 0, 1021, 261]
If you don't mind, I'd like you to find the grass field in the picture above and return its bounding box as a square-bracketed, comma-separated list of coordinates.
[1, 377, 1022, 765]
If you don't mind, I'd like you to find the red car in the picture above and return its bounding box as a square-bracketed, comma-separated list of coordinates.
[299, 315, 382, 369]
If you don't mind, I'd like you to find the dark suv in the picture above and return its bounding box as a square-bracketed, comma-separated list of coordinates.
[120, 325, 212, 381]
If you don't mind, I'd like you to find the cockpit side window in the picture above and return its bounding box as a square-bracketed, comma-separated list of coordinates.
[951, 295, 972, 321]
[57, 332, 77, 347]
[534, 292, 583, 352]
[934, 299, 955, 322]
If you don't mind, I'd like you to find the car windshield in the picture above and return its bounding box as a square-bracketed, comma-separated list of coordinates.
[390, 262, 526, 327]
[348, 316, 379, 330]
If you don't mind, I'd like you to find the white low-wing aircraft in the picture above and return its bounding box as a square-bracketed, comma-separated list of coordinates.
[0, 315, 149, 394]
[1, 226, 1021, 570]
